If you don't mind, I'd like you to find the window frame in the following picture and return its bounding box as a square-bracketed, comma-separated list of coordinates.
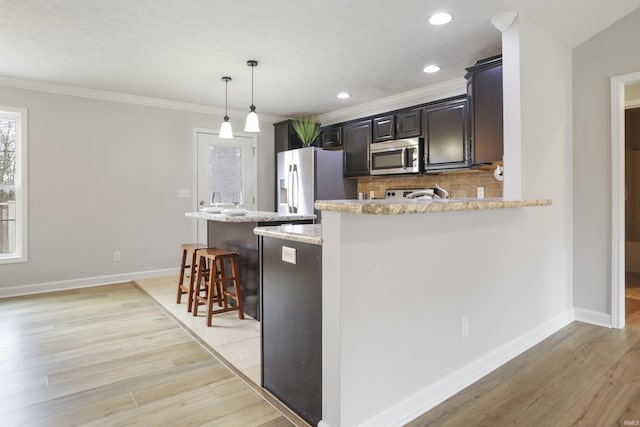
[0, 106, 28, 264]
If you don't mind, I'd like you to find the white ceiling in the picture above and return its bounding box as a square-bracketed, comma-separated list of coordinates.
[1, 0, 639, 118]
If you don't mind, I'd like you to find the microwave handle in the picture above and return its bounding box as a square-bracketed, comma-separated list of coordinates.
[401, 147, 407, 169]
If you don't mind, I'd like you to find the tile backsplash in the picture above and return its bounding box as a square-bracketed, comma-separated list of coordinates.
[357, 169, 503, 199]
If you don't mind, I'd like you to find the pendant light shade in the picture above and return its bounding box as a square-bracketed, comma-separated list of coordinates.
[244, 60, 260, 132]
[220, 76, 233, 139]
[219, 119, 233, 139]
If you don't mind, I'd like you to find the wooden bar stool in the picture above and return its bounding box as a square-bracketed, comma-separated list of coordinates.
[193, 248, 245, 327]
[176, 243, 209, 312]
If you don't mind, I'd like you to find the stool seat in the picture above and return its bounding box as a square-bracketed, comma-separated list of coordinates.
[176, 243, 210, 312]
[193, 248, 244, 326]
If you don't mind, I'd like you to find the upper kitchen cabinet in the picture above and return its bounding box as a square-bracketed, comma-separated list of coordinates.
[274, 120, 304, 153]
[465, 55, 503, 165]
[321, 124, 342, 149]
[372, 108, 422, 143]
[343, 119, 372, 177]
[424, 96, 469, 171]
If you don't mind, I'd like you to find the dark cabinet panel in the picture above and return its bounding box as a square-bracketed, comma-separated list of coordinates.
[396, 108, 422, 139]
[261, 237, 322, 426]
[274, 120, 304, 153]
[627, 108, 640, 150]
[466, 55, 503, 164]
[372, 109, 422, 143]
[424, 97, 469, 171]
[343, 119, 372, 177]
[373, 115, 395, 142]
[321, 124, 342, 149]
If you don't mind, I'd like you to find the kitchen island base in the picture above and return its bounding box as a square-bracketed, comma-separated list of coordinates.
[208, 220, 312, 320]
[186, 210, 315, 320]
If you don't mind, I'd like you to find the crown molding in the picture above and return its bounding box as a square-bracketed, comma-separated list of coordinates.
[316, 77, 467, 125]
[0, 75, 282, 122]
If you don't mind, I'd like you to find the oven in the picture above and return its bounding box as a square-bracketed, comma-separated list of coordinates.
[370, 137, 423, 175]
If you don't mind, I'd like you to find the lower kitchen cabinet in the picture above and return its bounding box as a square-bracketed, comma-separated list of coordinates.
[343, 119, 372, 177]
[260, 237, 322, 426]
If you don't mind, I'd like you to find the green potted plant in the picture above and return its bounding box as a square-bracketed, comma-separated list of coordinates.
[292, 116, 321, 147]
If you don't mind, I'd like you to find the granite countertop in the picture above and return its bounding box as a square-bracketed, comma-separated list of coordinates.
[253, 224, 322, 245]
[314, 197, 552, 215]
[186, 210, 316, 223]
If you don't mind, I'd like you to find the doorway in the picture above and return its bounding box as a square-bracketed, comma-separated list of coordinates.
[194, 130, 257, 243]
[625, 93, 640, 324]
[612, 73, 640, 329]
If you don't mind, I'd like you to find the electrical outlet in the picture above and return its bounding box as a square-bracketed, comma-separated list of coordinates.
[113, 251, 121, 262]
[477, 187, 485, 199]
[461, 316, 469, 338]
[282, 246, 297, 264]
[178, 189, 191, 198]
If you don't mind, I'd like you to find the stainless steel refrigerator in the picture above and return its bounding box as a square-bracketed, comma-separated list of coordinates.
[277, 147, 356, 217]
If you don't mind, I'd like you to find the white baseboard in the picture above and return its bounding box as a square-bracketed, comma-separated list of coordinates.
[0, 268, 179, 298]
[355, 309, 575, 427]
[573, 307, 612, 328]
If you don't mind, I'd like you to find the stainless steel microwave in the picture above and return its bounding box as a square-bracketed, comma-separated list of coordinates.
[370, 137, 423, 175]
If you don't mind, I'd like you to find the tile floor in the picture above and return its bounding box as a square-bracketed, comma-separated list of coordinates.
[134, 275, 261, 385]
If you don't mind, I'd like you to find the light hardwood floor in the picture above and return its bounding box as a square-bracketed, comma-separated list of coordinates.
[0, 282, 299, 426]
[5, 280, 640, 426]
[405, 275, 640, 427]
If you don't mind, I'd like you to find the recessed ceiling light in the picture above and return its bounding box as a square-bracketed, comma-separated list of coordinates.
[423, 65, 440, 73]
[429, 12, 452, 26]
[337, 92, 350, 99]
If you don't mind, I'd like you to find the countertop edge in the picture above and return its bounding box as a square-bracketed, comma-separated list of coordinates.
[185, 211, 316, 223]
[314, 198, 552, 215]
[253, 225, 323, 246]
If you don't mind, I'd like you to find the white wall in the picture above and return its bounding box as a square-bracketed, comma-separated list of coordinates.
[0, 85, 276, 295]
[321, 14, 574, 427]
[573, 7, 640, 315]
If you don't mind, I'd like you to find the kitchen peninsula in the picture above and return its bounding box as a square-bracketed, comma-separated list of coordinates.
[251, 196, 555, 426]
[185, 210, 314, 319]
[254, 197, 552, 426]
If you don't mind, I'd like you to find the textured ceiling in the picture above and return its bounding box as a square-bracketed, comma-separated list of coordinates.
[0, 0, 639, 117]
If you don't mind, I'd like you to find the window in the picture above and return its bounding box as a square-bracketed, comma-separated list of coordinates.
[0, 106, 27, 264]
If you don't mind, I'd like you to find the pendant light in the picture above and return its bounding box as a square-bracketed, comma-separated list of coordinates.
[220, 76, 233, 139]
[244, 60, 260, 132]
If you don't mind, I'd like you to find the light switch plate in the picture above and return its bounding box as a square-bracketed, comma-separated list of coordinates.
[477, 187, 485, 199]
[282, 246, 297, 264]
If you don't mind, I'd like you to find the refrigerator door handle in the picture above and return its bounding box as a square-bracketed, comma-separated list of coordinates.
[292, 164, 299, 213]
[287, 164, 293, 212]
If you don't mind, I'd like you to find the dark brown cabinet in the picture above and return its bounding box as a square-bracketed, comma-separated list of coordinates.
[466, 55, 503, 164]
[274, 120, 304, 153]
[424, 96, 469, 171]
[373, 115, 395, 142]
[343, 119, 372, 177]
[321, 124, 342, 149]
[396, 108, 422, 139]
[372, 108, 422, 143]
[261, 237, 322, 426]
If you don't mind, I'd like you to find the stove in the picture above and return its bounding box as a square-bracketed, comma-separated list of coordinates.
[385, 188, 436, 199]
